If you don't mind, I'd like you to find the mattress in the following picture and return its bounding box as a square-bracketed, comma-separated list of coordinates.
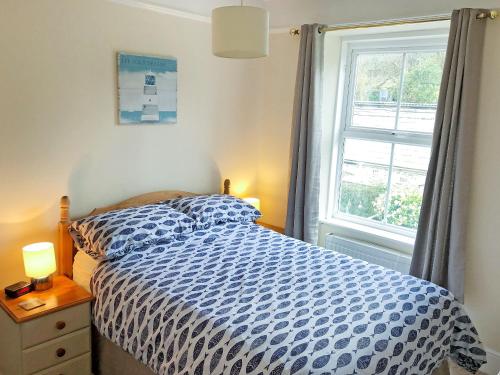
[89, 221, 486, 375]
[73, 250, 100, 292]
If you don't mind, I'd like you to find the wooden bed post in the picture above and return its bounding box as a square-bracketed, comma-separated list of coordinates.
[58, 196, 73, 278]
[223, 179, 231, 195]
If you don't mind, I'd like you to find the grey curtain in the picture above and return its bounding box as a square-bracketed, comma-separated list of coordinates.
[410, 9, 486, 302]
[285, 24, 325, 244]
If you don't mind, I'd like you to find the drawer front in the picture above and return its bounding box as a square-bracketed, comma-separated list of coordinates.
[22, 303, 90, 348]
[23, 328, 90, 375]
[32, 352, 91, 375]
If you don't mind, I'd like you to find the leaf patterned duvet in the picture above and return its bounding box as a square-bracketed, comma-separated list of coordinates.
[91, 222, 486, 375]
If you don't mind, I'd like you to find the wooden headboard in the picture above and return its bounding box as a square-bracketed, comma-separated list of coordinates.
[58, 179, 232, 278]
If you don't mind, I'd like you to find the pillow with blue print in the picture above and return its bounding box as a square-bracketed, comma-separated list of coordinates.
[70, 203, 196, 260]
[165, 194, 261, 228]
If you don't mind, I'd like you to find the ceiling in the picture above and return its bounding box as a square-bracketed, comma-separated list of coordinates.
[143, 0, 267, 18]
[114, 0, 500, 29]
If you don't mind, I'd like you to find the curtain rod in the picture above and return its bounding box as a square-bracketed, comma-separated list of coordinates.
[289, 10, 498, 36]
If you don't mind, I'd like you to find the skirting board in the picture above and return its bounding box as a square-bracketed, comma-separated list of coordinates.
[481, 348, 500, 375]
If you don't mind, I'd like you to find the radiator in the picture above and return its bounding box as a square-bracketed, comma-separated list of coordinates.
[324, 234, 411, 274]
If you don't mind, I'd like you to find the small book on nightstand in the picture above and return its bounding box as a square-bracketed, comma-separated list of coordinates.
[18, 298, 45, 311]
[0, 276, 94, 375]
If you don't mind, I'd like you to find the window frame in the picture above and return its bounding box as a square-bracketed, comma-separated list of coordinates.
[326, 35, 448, 240]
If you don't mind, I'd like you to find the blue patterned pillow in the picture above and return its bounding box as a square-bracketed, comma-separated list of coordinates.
[165, 194, 261, 228]
[70, 204, 195, 260]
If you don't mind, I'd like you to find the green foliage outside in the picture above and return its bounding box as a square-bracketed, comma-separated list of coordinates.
[355, 54, 400, 102]
[355, 52, 445, 105]
[339, 182, 385, 220]
[380, 192, 423, 229]
[339, 182, 422, 229]
[402, 52, 445, 104]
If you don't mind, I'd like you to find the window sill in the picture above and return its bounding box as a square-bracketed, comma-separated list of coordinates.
[319, 218, 415, 255]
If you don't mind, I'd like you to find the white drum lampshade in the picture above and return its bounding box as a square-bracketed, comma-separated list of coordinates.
[22, 242, 57, 290]
[212, 5, 269, 58]
[243, 197, 261, 211]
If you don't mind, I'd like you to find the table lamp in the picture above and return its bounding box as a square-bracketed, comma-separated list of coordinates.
[22, 242, 57, 291]
[243, 197, 261, 211]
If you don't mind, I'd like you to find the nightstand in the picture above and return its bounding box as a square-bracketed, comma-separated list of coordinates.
[0, 276, 93, 375]
[256, 221, 285, 234]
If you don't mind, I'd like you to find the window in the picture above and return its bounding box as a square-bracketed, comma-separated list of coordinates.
[327, 36, 447, 238]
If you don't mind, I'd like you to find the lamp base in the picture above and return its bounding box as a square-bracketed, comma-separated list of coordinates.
[31, 275, 53, 291]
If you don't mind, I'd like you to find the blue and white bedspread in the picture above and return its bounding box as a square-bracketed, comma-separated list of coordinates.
[91, 222, 486, 375]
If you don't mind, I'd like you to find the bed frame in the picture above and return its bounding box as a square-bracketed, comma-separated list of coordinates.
[57, 180, 454, 375]
[58, 179, 232, 278]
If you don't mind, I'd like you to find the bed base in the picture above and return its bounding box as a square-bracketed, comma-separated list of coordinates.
[92, 325, 450, 375]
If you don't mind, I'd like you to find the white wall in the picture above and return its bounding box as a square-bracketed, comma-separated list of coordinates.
[464, 17, 500, 371]
[251, 33, 298, 226]
[0, 0, 261, 285]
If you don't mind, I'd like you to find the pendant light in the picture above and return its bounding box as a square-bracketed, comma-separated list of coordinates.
[212, 1, 269, 58]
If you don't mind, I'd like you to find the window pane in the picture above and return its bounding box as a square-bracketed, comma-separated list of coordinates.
[339, 163, 388, 221]
[337, 141, 431, 229]
[339, 139, 391, 221]
[398, 51, 446, 132]
[393, 144, 431, 171]
[352, 53, 403, 130]
[338, 162, 388, 222]
[386, 145, 431, 229]
[386, 169, 427, 229]
[343, 138, 392, 165]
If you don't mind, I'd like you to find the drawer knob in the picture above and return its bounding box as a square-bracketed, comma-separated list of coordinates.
[56, 348, 66, 358]
[55, 321, 66, 330]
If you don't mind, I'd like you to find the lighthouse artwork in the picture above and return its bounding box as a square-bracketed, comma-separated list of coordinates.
[141, 72, 160, 122]
[118, 52, 177, 125]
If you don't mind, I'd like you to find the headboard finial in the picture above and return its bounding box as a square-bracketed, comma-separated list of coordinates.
[58, 195, 73, 278]
[223, 179, 231, 195]
[60, 196, 70, 223]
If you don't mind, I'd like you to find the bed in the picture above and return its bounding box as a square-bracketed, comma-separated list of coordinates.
[58, 180, 487, 375]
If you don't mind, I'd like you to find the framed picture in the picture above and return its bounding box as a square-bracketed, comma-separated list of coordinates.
[117, 52, 177, 125]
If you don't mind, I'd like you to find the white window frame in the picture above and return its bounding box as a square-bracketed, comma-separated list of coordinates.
[324, 32, 448, 248]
